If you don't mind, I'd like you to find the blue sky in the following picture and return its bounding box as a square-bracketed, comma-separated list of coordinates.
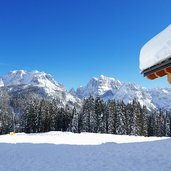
[0, 0, 171, 89]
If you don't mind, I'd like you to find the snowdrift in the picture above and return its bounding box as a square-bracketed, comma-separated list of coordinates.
[0, 132, 171, 171]
[140, 24, 171, 71]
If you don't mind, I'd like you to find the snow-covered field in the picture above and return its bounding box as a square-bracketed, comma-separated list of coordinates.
[0, 132, 171, 171]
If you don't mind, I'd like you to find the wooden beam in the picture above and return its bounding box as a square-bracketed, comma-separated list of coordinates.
[147, 73, 158, 80]
[168, 73, 171, 84]
[165, 66, 171, 74]
[156, 69, 167, 77]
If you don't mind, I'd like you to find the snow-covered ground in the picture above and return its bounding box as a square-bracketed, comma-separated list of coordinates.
[0, 132, 171, 171]
[140, 24, 171, 71]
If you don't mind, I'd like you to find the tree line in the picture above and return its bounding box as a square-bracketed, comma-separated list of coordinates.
[0, 92, 170, 137]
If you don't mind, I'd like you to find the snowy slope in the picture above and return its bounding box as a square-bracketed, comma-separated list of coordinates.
[1, 70, 171, 111]
[0, 78, 4, 87]
[73, 75, 171, 111]
[0, 131, 171, 171]
[0, 70, 81, 107]
[140, 24, 171, 71]
[1, 131, 168, 145]
[148, 88, 171, 110]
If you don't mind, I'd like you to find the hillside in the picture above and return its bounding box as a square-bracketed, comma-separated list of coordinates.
[0, 70, 171, 112]
[72, 75, 171, 111]
[0, 70, 81, 109]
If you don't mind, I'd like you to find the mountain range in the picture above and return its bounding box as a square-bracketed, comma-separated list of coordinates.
[71, 75, 171, 111]
[0, 70, 81, 109]
[0, 70, 171, 111]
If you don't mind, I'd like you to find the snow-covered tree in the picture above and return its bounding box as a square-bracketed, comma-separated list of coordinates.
[108, 100, 117, 134]
[165, 112, 171, 137]
[116, 101, 127, 135]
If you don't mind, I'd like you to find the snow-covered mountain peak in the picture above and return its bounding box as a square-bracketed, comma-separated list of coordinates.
[75, 75, 122, 99]
[99, 74, 117, 81]
[0, 70, 171, 111]
[0, 70, 81, 108]
[2, 70, 62, 90]
[10, 69, 26, 75]
[96, 75, 121, 85]
[75, 75, 171, 111]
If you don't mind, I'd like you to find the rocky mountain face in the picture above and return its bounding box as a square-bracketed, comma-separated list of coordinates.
[0, 70, 81, 108]
[71, 75, 171, 111]
[0, 71, 171, 111]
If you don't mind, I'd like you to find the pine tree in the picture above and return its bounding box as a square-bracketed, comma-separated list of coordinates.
[70, 107, 79, 133]
[140, 106, 149, 136]
[94, 97, 104, 133]
[115, 101, 127, 135]
[148, 112, 155, 136]
[0, 90, 13, 134]
[154, 109, 165, 137]
[103, 102, 109, 133]
[132, 100, 142, 136]
[108, 100, 117, 134]
[125, 103, 134, 135]
[81, 96, 95, 132]
[165, 112, 171, 137]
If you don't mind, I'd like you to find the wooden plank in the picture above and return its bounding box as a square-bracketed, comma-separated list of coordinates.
[165, 67, 171, 73]
[147, 73, 158, 80]
[156, 69, 167, 77]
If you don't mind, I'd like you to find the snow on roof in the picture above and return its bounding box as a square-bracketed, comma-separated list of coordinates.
[140, 24, 171, 72]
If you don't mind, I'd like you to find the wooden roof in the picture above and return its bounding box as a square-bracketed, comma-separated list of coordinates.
[142, 58, 171, 84]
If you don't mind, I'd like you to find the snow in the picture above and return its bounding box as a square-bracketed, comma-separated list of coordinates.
[0, 78, 4, 87]
[1, 70, 171, 111]
[1, 131, 168, 145]
[75, 75, 122, 99]
[140, 24, 171, 71]
[2, 70, 62, 93]
[74, 75, 171, 111]
[0, 131, 171, 171]
[0, 70, 81, 107]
